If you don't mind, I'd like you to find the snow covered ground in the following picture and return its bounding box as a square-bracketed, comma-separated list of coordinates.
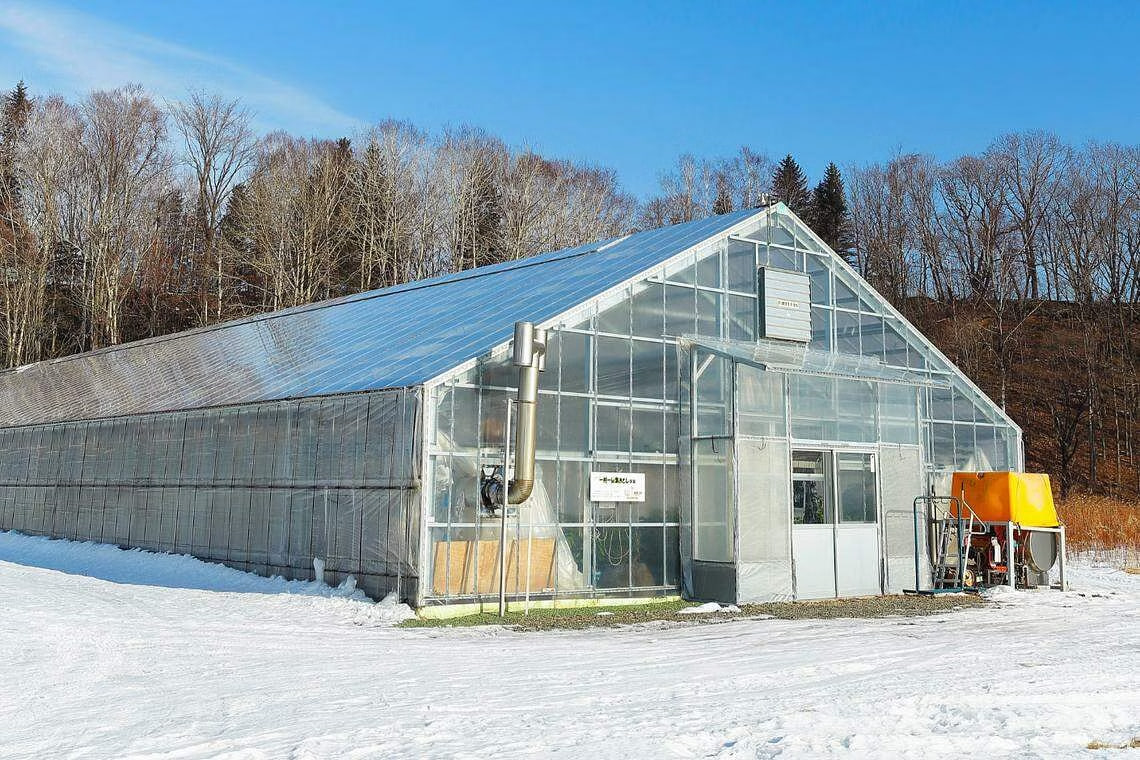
[1, 531, 1137, 759]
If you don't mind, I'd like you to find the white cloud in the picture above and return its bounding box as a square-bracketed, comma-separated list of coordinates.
[0, 1, 363, 136]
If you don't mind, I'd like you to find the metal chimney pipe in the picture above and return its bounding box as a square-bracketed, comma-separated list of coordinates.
[507, 323, 545, 504]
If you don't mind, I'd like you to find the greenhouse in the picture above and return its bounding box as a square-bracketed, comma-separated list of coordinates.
[0, 203, 1021, 608]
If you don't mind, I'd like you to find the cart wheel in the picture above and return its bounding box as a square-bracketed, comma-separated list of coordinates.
[963, 568, 976, 587]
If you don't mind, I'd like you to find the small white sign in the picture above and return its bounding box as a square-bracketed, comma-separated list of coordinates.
[590, 472, 646, 502]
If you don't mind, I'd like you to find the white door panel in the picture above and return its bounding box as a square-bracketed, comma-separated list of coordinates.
[836, 524, 880, 596]
[792, 526, 836, 599]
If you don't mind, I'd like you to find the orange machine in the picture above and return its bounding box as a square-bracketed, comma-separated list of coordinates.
[950, 471, 1059, 527]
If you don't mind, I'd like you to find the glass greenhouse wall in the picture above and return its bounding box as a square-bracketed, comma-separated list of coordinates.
[422, 206, 1022, 606]
[0, 203, 1022, 607]
[0, 389, 421, 599]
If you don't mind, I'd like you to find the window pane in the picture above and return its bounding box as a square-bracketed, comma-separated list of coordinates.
[736, 364, 786, 437]
[806, 253, 831, 304]
[664, 284, 696, 336]
[631, 281, 664, 338]
[694, 438, 733, 562]
[559, 332, 590, 393]
[725, 239, 756, 292]
[597, 291, 630, 334]
[694, 351, 731, 437]
[558, 394, 589, 455]
[837, 453, 876, 523]
[695, 289, 722, 338]
[835, 310, 860, 355]
[631, 340, 664, 399]
[595, 336, 631, 397]
[811, 306, 832, 351]
[860, 313, 884, 361]
[790, 375, 837, 440]
[595, 403, 631, 452]
[695, 248, 722, 288]
[727, 295, 757, 341]
[792, 450, 833, 524]
[880, 383, 918, 444]
[837, 379, 876, 442]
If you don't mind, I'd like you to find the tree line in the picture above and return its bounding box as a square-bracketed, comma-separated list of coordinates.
[1, 81, 1137, 497]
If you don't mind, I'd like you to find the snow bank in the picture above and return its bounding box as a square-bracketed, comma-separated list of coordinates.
[678, 601, 741, 614]
[0, 531, 1137, 758]
[0, 530, 414, 625]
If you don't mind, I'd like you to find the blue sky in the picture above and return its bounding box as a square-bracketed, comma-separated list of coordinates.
[1, 0, 1138, 199]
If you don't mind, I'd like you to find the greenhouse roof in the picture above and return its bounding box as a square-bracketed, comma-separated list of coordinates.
[0, 207, 765, 427]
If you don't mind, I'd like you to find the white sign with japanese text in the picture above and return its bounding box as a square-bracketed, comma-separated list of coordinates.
[589, 472, 646, 502]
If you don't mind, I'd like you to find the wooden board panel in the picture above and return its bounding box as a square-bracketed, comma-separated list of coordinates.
[432, 538, 557, 595]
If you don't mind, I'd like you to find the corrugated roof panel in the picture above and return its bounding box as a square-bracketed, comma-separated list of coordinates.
[0, 208, 764, 426]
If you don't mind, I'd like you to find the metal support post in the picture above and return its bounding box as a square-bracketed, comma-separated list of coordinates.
[1058, 525, 1067, 591]
[498, 399, 514, 618]
[1006, 520, 1016, 589]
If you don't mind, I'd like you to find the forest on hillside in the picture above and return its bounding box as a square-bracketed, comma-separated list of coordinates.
[1, 82, 1138, 499]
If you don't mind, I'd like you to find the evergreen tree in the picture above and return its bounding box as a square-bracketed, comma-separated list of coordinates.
[712, 171, 733, 215]
[808, 162, 853, 258]
[770, 153, 810, 215]
[1, 81, 32, 197]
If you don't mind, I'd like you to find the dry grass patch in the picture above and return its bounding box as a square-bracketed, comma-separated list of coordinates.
[1056, 495, 1140, 560]
[1086, 737, 1140, 750]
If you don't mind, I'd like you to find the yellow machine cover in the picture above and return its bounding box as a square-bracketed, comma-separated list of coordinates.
[950, 472, 1059, 527]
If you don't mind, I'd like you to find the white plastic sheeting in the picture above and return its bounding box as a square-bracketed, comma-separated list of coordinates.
[736, 438, 793, 602]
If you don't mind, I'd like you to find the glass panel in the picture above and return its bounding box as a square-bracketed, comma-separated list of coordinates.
[597, 291, 631, 334]
[792, 450, 833, 524]
[595, 402, 631, 452]
[695, 248, 722, 288]
[883, 322, 908, 367]
[837, 379, 876, 442]
[637, 464, 665, 522]
[630, 340, 664, 400]
[594, 526, 631, 588]
[557, 460, 587, 523]
[630, 281, 664, 338]
[631, 407, 665, 454]
[479, 355, 515, 388]
[806, 253, 831, 304]
[663, 284, 696, 336]
[558, 394, 589, 455]
[768, 245, 797, 271]
[664, 254, 696, 284]
[953, 386, 977, 423]
[538, 332, 560, 392]
[736, 364, 786, 438]
[595, 336, 631, 397]
[725, 239, 756, 292]
[631, 526, 665, 586]
[790, 375, 837, 440]
[727, 295, 757, 341]
[835, 310, 860, 355]
[694, 351, 731, 437]
[860, 313, 884, 361]
[880, 384, 919, 444]
[837, 453, 876, 523]
[834, 277, 858, 309]
[693, 438, 733, 562]
[558, 331, 590, 393]
[810, 306, 831, 351]
[695, 289, 722, 338]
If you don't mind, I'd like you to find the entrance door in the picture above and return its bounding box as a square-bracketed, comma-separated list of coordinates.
[834, 453, 881, 596]
[791, 449, 881, 599]
[791, 451, 836, 599]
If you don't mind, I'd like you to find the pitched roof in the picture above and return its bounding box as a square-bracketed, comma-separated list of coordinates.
[0, 208, 764, 426]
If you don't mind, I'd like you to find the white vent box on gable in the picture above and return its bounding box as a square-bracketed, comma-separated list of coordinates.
[759, 267, 811, 342]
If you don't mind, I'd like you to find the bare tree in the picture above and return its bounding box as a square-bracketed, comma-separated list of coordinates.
[169, 92, 256, 324]
[76, 85, 173, 348]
